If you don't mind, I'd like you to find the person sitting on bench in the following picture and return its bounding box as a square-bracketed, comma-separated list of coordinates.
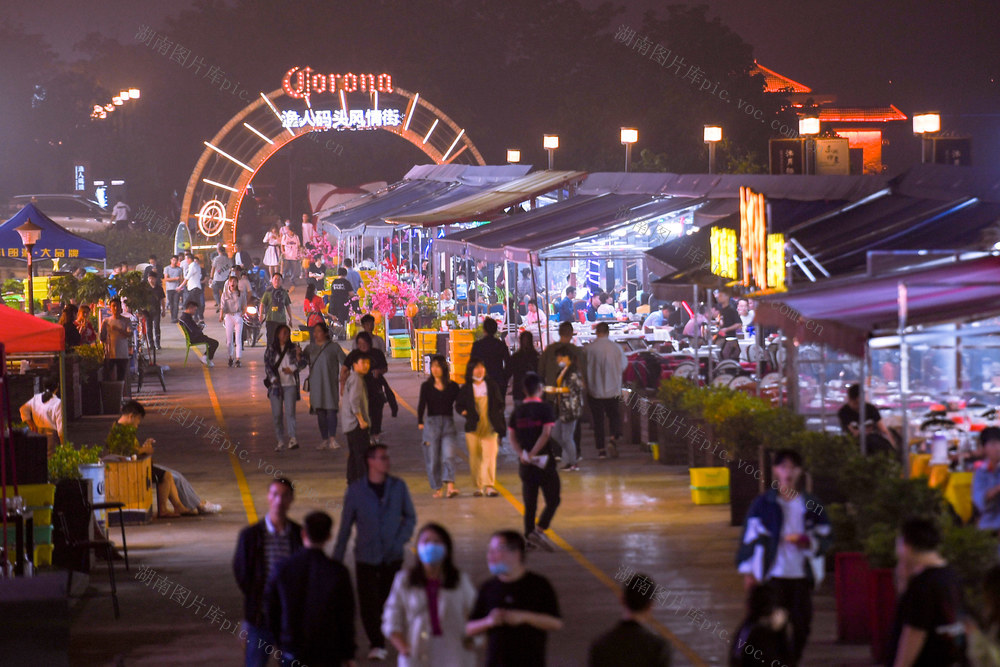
[179, 300, 220, 367]
[106, 400, 221, 517]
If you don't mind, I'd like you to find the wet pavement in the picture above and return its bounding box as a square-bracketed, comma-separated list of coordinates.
[58, 308, 874, 666]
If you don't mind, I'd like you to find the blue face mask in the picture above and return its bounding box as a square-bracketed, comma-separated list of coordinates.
[418, 543, 447, 566]
[488, 562, 510, 577]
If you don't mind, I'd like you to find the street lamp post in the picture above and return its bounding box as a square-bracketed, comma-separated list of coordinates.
[704, 125, 722, 174]
[798, 116, 820, 174]
[913, 112, 941, 164]
[543, 134, 559, 170]
[15, 219, 43, 315]
[620, 127, 638, 173]
[506, 149, 521, 164]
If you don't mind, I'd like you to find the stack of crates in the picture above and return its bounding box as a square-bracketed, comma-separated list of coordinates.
[388, 335, 411, 359]
[689, 467, 730, 505]
[4, 483, 55, 568]
[449, 330, 475, 383]
[412, 329, 437, 372]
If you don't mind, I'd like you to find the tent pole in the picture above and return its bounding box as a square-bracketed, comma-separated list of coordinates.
[898, 281, 909, 471]
[543, 259, 551, 347]
[59, 351, 67, 446]
[859, 346, 868, 456]
[530, 254, 544, 350]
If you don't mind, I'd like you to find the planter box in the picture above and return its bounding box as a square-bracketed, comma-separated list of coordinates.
[105, 457, 153, 525]
[99, 380, 124, 415]
[868, 568, 896, 663]
[65, 356, 82, 421]
[835, 552, 872, 643]
[80, 368, 103, 416]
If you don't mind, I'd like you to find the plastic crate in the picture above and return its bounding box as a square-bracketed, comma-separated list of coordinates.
[34, 543, 53, 568]
[690, 467, 730, 487]
[290, 329, 309, 343]
[690, 486, 730, 505]
[390, 347, 410, 358]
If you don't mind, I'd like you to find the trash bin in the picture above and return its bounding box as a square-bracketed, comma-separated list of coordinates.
[77, 464, 106, 528]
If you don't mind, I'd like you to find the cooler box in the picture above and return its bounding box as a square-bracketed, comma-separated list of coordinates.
[689, 467, 730, 505]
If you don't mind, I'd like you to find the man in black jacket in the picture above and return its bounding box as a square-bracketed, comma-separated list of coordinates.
[588, 572, 672, 666]
[179, 300, 219, 367]
[470, 317, 511, 401]
[266, 511, 356, 667]
[233, 478, 303, 667]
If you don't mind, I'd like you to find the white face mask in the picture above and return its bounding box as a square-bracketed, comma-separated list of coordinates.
[473, 373, 485, 383]
[558, 361, 567, 368]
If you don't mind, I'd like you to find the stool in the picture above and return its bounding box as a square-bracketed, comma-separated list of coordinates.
[91, 501, 129, 570]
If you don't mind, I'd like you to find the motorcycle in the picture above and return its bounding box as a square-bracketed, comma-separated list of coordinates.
[243, 296, 263, 347]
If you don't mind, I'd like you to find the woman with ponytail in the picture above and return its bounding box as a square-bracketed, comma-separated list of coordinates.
[19, 377, 64, 452]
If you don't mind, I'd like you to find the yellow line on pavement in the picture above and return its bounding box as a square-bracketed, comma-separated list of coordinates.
[493, 481, 708, 666]
[202, 366, 258, 524]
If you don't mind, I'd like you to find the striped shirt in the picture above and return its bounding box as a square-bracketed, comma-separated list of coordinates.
[264, 515, 293, 581]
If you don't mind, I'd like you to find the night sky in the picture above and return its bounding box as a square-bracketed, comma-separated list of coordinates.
[9, 0, 1000, 168]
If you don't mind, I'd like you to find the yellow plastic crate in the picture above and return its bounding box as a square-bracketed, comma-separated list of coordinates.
[34, 544, 53, 568]
[290, 329, 309, 343]
[390, 347, 410, 358]
[690, 467, 730, 487]
[690, 486, 730, 505]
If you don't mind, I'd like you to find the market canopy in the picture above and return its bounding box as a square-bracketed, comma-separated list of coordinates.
[0, 204, 107, 262]
[756, 254, 1000, 356]
[0, 303, 65, 353]
[435, 193, 700, 264]
[317, 164, 531, 237]
[384, 170, 588, 227]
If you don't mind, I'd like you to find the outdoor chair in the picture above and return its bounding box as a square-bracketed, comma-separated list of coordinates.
[56, 511, 120, 619]
[176, 323, 209, 366]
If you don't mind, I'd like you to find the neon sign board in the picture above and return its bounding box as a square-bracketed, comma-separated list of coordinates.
[280, 109, 402, 130]
[282, 67, 393, 99]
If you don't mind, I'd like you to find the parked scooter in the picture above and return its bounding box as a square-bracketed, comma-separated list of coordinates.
[242, 296, 263, 347]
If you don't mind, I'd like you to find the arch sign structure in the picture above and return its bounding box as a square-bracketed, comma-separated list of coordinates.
[181, 67, 486, 244]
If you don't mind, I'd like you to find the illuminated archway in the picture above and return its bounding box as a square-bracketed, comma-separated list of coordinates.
[181, 73, 485, 244]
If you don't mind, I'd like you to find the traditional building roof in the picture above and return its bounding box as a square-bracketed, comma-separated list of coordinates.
[818, 105, 908, 123]
[752, 61, 812, 93]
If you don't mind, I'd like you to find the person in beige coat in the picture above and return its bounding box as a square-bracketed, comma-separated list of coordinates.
[382, 523, 478, 667]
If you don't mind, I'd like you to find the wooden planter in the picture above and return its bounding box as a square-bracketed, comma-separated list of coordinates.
[104, 458, 153, 525]
[835, 552, 872, 643]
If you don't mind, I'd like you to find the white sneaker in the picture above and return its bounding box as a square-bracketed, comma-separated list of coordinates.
[528, 530, 555, 552]
[275, 442, 285, 452]
[207, 360, 215, 368]
[198, 356, 208, 366]
[200, 502, 222, 514]
[367, 647, 388, 661]
[288, 437, 299, 450]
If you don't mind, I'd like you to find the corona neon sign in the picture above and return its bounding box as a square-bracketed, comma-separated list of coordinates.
[282, 67, 393, 100]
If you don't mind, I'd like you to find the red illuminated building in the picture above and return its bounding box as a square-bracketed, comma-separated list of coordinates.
[752, 62, 908, 174]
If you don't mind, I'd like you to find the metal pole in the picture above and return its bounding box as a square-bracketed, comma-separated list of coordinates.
[708, 143, 716, 175]
[898, 281, 910, 471]
[859, 346, 868, 455]
[547, 149, 554, 171]
[543, 259, 551, 347]
[529, 255, 544, 350]
[624, 144, 632, 173]
[26, 245, 35, 315]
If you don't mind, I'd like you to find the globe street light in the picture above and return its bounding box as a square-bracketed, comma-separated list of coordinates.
[15, 219, 43, 315]
[620, 127, 638, 173]
[913, 112, 941, 163]
[543, 134, 559, 170]
[704, 125, 722, 174]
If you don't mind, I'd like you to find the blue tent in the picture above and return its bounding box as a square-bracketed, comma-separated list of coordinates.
[0, 203, 107, 262]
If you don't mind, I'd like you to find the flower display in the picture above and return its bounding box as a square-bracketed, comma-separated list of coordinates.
[304, 232, 337, 265]
[350, 258, 423, 324]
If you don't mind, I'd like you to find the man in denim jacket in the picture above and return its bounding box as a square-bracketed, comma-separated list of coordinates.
[736, 449, 831, 666]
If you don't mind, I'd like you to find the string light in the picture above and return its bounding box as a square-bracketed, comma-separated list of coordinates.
[766, 234, 785, 288]
[710, 227, 738, 279]
[282, 67, 393, 99]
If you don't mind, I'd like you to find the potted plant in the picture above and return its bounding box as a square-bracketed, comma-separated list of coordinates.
[413, 295, 438, 330]
[431, 312, 459, 331]
[75, 273, 110, 309]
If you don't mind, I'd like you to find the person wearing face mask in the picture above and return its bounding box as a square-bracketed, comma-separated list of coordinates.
[382, 523, 478, 666]
[467, 530, 563, 667]
[455, 359, 506, 497]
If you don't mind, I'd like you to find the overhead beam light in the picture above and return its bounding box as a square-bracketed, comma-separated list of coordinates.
[339, 89, 348, 115]
[203, 177, 240, 193]
[403, 92, 419, 131]
[372, 91, 378, 111]
[203, 140, 254, 172]
[243, 122, 275, 145]
[441, 129, 465, 161]
[422, 118, 439, 145]
[260, 92, 294, 137]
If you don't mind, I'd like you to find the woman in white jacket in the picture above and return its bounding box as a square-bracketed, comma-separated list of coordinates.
[382, 523, 478, 667]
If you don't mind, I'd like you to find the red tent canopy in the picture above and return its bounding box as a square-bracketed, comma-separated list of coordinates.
[0, 303, 65, 354]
